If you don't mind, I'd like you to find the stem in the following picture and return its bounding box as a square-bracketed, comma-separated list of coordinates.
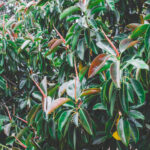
[101, 28, 120, 57]
[5, 105, 12, 121]
[14, 136, 27, 149]
[15, 116, 28, 124]
[32, 78, 47, 98]
[53, 25, 66, 44]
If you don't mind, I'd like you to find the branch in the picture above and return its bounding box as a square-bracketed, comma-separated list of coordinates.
[101, 28, 120, 57]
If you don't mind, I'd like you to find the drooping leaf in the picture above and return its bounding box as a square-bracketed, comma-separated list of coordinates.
[145, 25, 150, 50]
[93, 103, 107, 110]
[129, 110, 145, 120]
[77, 39, 85, 60]
[88, 54, 110, 78]
[58, 110, 72, 132]
[130, 79, 145, 104]
[117, 118, 130, 146]
[127, 59, 149, 70]
[110, 60, 120, 88]
[129, 122, 139, 143]
[79, 108, 93, 135]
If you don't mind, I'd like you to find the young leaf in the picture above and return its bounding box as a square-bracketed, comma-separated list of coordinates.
[47, 98, 71, 114]
[119, 38, 138, 53]
[88, 54, 110, 78]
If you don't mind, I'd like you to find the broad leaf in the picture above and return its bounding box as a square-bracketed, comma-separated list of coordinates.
[130, 79, 145, 104]
[130, 24, 149, 39]
[110, 60, 120, 88]
[117, 118, 130, 146]
[79, 108, 93, 135]
[88, 54, 110, 78]
[58, 110, 72, 132]
[119, 38, 138, 53]
[47, 98, 71, 114]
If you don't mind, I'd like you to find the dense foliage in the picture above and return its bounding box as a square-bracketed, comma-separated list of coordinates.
[0, 0, 150, 149]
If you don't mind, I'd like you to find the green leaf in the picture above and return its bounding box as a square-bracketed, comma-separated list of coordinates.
[21, 40, 31, 50]
[79, 108, 93, 135]
[72, 30, 81, 50]
[110, 60, 120, 88]
[40, 76, 47, 96]
[117, 118, 130, 146]
[93, 103, 107, 110]
[0, 114, 9, 121]
[130, 24, 149, 39]
[129, 110, 145, 120]
[90, 40, 98, 54]
[130, 79, 145, 104]
[37, 0, 49, 6]
[58, 110, 72, 132]
[145, 25, 150, 50]
[127, 59, 149, 70]
[79, 66, 88, 81]
[77, 39, 85, 60]
[0, 76, 6, 90]
[106, 0, 115, 11]
[129, 122, 139, 143]
[91, 6, 106, 15]
[60, 6, 80, 20]
[110, 90, 116, 116]
[144, 14, 150, 20]
[27, 104, 41, 125]
[120, 83, 129, 113]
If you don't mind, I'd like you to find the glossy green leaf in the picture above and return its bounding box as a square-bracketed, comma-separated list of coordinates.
[79, 108, 93, 135]
[77, 39, 85, 60]
[110, 60, 120, 88]
[93, 103, 107, 110]
[144, 14, 150, 20]
[117, 118, 130, 146]
[58, 110, 72, 132]
[60, 6, 80, 20]
[129, 122, 139, 143]
[145, 25, 150, 50]
[130, 79, 145, 103]
[129, 110, 145, 120]
[130, 24, 149, 39]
